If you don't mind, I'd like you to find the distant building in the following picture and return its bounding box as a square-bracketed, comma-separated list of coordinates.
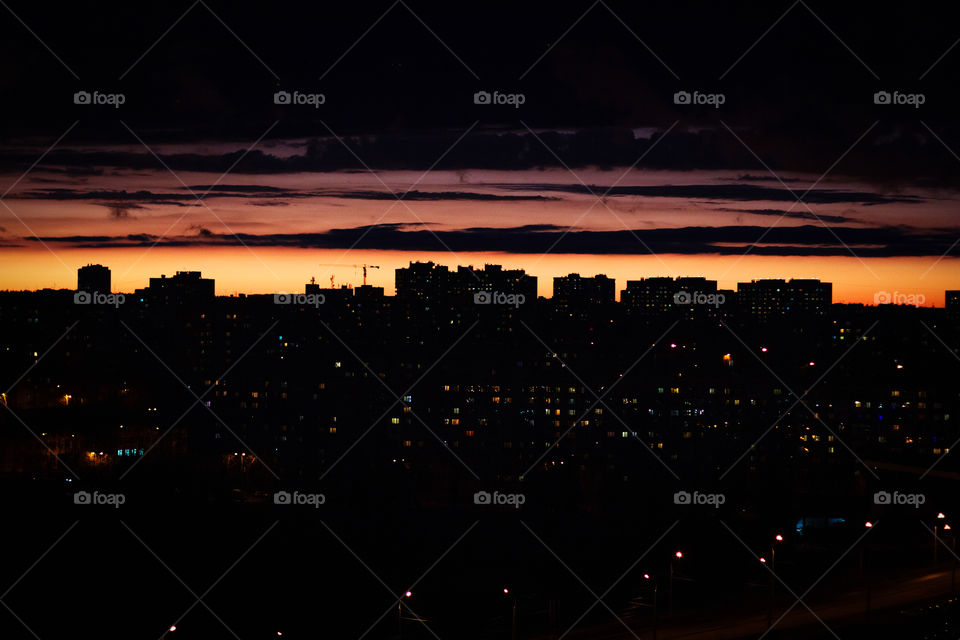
[353, 284, 385, 300]
[395, 261, 451, 302]
[621, 278, 676, 315]
[621, 277, 726, 317]
[947, 290, 960, 320]
[77, 264, 111, 294]
[553, 273, 615, 305]
[396, 262, 535, 303]
[305, 282, 354, 304]
[466, 264, 536, 300]
[138, 271, 214, 304]
[737, 279, 832, 318]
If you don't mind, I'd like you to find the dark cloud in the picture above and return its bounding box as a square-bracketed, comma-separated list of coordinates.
[25, 223, 960, 258]
[721, 174, 806, 183]
[105, 203, 142, 219]
[3, 125, 960, 190]
[495, 183, 921, 205]
[187, 225, 215, 238]
[18, 186, 558, 206]
[712, 207, 857, 225]
[25, 188, 199, 207]
[328, 190, 559, 202]
[185, 185, 290, 192]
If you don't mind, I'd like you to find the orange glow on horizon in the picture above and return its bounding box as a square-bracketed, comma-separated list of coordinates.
[1, 246, 955, 307]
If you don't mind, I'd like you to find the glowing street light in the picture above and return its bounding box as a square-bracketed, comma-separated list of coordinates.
[766, 534, 785, 627]
[398, 590, 413, 638]
[935, 514, 949, 563]
[669, 551, 683, 617]
[504, 587, 518, 640]
[643, 572, 660, 639]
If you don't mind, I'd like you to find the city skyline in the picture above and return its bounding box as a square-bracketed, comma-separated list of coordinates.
[8, 257, 957, 306]
[2, 161, 958, 305]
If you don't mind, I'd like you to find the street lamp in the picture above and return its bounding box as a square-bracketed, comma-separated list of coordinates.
[934, 513, 948, 564]
[644, 572, 659, 640]
[503, 587, 517, 640]
[863, 522, 874, 615]
[669, 551, 682, 617]
[766, 534, 784, 628]
[944, 524, 959, 595]
[161, 626, 177, 639]
[398, 590, 412, 638]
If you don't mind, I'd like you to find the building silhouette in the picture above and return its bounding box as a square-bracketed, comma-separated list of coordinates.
[136, 271, 215, 304]
[396, 261, 536, 302]
[737, 278, 832, 318]
[621, 276, 730, 317]
[553, 273, 615, 305]
[77, 264, 111, 294]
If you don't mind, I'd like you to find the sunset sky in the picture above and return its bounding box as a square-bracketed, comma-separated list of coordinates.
[2, 1, 958, 303]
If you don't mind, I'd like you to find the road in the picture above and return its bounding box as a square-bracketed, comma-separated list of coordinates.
[543, 567, 956, 640]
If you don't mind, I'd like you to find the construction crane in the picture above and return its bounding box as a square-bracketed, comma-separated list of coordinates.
[318, 264, 380, 286]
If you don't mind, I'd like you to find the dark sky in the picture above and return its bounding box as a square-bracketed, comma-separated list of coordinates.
[2, 0, 958, 158]
[1, 0, 958, 302]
